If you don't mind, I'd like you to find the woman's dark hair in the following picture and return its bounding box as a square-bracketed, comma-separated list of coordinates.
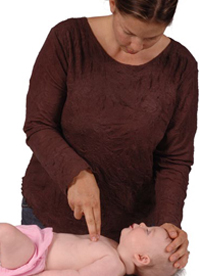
[115, 0, 179, 25]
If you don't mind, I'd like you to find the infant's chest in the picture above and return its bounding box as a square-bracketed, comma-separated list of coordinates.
[46, 235, 117, 271]
[72, 237, 118, 267]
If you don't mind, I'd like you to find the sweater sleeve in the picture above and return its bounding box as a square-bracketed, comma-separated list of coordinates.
[23, 27, 91, 195]
[153, 63, 198, 227]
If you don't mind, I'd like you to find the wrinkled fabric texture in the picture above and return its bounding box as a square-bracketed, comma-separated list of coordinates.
[22, 17, 198, 241]
[0, 225, 53, 276]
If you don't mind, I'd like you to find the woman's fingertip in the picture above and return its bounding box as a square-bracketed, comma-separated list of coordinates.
[167, 246, 173, 252]
[170, 255, 177, 262]
[91, 234, 100, 242]
[170, 231, 177, 237]
[174, 263, 181, 269]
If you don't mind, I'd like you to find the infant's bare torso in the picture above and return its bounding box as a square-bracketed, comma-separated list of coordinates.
[45, 233, 120, 271]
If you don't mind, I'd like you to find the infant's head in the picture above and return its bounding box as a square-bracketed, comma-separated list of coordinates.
[118, 223, 178, 276]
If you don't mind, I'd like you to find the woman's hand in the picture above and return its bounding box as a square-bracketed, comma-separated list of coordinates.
[161, 223, 189, 269]
[67, 170, 101, 242]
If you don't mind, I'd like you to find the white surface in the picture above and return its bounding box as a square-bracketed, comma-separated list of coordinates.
[0, 1, 199, 275]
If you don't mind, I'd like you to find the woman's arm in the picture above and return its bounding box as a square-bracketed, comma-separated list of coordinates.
[153, 63, 198, 268]
[23, 24, 101, 238]
[24, 26, 91, 194]
[153, 64, 198, 226]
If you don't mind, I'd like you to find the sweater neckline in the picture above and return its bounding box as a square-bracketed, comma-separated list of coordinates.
[82, 17, 174, 69]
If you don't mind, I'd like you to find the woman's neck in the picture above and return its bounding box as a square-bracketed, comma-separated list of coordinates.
[87, 15, 171, 66]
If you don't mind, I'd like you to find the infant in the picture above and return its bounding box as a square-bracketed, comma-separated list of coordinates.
[0, 222, 178, 276]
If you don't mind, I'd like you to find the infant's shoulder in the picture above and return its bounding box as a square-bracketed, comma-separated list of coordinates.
[95, 236, 125, 275]
[96, 236, 119, 258]
[98, 235, 119, 250]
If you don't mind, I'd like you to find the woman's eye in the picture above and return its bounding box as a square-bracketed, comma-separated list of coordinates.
[124, 30, 135, 36]
[145, 37, 158, 42]
[124, 31, 132, 35]
[145, 38, 154, 41]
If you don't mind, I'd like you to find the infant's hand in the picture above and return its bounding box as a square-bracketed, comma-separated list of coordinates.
[161, 223, 189, 269]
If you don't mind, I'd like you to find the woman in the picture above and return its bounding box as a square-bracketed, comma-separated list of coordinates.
[22, 0, 198, 271]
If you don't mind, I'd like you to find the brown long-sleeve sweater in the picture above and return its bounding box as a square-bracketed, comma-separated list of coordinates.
[22, 17, 198, 241]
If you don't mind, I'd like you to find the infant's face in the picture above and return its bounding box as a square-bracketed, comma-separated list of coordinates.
[119, 223, 170, 257]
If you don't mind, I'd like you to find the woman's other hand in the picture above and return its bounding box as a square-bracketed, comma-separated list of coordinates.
[161, 223, 189, 269]
[67, 170, 101, 241]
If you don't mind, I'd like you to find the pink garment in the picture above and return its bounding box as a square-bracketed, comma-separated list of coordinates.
[0, 225, 53, 276]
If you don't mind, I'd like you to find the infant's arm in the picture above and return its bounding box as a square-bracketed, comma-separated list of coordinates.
[34, 255, 125, 276]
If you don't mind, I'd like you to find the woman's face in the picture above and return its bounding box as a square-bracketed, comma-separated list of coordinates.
[110, 1, 167, 54]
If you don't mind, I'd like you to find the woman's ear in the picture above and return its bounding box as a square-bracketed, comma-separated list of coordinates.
[109, 0, 116, 13]
[133, 254, 151, 266]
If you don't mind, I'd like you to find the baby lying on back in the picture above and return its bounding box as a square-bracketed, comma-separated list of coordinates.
[0, 222, 178, 276]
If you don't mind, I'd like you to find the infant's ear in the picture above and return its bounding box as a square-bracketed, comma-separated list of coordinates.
[133, 254, 150, 266]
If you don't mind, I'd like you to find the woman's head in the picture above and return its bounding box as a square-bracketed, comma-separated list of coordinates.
[109, 2, 168, 55]
[111, 0, 178, 25]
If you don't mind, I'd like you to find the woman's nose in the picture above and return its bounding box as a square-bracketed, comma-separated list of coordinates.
[130, 37, 143, 52]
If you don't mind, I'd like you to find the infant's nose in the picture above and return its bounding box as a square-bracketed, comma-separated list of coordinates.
[139, 222, 147, 228]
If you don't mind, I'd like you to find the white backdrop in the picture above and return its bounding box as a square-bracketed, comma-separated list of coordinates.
[0, 1, 199, 275]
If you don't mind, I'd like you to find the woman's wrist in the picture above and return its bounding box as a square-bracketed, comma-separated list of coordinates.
[69, 169, 92, 187]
